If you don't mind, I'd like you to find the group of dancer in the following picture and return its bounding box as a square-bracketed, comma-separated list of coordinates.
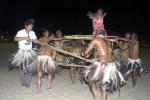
[10, 9, 144, 100]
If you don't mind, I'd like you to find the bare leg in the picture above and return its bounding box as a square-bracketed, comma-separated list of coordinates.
[57, 66, 62, 75]
[48, 73, 53, 89]
[70, 67, 76, 84]
[100, 85, 108, 100]
[132, 69, 138, 87]
[76, 68, 81, 80]
[36, 71, 43, 92]
[89, 82, 100, 100]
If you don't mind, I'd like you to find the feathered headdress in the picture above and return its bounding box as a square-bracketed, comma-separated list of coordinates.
[87, 9, 107, 39]
[87, 9, 107, 21]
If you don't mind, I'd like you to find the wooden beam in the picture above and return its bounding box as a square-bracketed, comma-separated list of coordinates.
[69, 35, 119, 38]
[38, 41, 93, 64]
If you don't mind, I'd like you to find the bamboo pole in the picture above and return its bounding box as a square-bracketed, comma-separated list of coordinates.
[69, 35, 119, 38]
[64, 36, 92, 40]
[64, 36, 119, 42]
[38, 41, 93, 64]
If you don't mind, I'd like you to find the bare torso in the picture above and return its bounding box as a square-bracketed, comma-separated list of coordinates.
[86, 38, 111, 63]
[54, 40, 64, 62]
[55, 41, 64, 49]
[38, 37, 54, 57]
[129, 40, 139, 59]
[121, 42, 129, 58]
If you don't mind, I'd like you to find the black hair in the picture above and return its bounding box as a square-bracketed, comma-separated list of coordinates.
[56, 30, 63, 37]
[132, 33, 138, 39]
[24, 19, 34, 26]
[41, 28, 49, 33]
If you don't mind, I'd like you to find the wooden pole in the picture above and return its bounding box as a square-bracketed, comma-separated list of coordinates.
[38, 41, 93, 64]
[69, 35, 119, 38]
[64, 36, 92, 40]
[64, 36, 119, 41]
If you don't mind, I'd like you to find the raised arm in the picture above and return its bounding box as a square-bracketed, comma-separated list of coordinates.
[117, 37, 129, 41]
[49, 37, 64, 41]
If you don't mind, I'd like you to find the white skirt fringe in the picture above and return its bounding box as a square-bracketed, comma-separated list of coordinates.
[11, 49, 36, 71]
[28, 55, 56, 75]
[126, 58, 143, 76]
[84, 62, 125, 93]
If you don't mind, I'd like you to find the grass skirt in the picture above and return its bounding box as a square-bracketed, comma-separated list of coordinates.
[28, 55, 56, 75]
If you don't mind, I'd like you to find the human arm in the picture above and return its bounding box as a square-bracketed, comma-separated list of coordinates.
[14, 37, 30, 41]
[52, 51, 57, 60]
[117, 37, 129, 42]
[14, 31, 30, 41]
[84, 40, 96, 58]
[29, 31, 38, 44]
[49, 37, 64, 41]
[109, 38, 119, 44]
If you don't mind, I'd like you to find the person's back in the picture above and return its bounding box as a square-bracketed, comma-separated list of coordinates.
[92, 37, 109, 62]
[124, 33, 143, 87]
[129, 39, 139, 59]
[83, 36, 125, 100]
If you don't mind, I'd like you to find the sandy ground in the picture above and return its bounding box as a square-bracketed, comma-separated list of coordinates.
[0, 51, 150, 100]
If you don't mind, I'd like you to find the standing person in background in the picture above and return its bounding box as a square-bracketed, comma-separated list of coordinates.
[120, 32, 131, 59]
[125, 33, 143, 86]
[11, 19, 38, 88]
[54, 30, 65, 73]
[117, 33, 144, 86]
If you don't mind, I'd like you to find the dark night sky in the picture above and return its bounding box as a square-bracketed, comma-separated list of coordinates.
[0, 0, 150, 39]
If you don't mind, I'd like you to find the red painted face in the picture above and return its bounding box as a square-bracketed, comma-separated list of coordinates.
[95, 22, 104, 28]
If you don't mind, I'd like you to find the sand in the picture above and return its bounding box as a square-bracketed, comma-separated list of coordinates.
[0, 51, 150, 100]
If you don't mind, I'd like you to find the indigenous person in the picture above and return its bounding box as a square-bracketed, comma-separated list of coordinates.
[117, 33, 144, 87]
[82, 9, 125, 100]
[11, 19, 38, 87]
[54, 30, 65, 73]
[49, 33, 55, 46]
[68, 41, 85, 84]
[55, 30, 64, 62]
[82, 32, 125, 100]
[112, 33, 131, 70]
[28, 29, 56, 92]
[125, 33, 143, 86]
[120, 32, 131, 59]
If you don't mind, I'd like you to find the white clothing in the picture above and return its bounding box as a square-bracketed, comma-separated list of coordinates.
[15, 29, 37, 50]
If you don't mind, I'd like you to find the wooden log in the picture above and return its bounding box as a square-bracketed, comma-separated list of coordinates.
[71, 35, 92, 37]
[69, 35, 119, 38]
[38, 41, 93, 64]
[64, 36, 119, 42]
[64, 36, 92, 40]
